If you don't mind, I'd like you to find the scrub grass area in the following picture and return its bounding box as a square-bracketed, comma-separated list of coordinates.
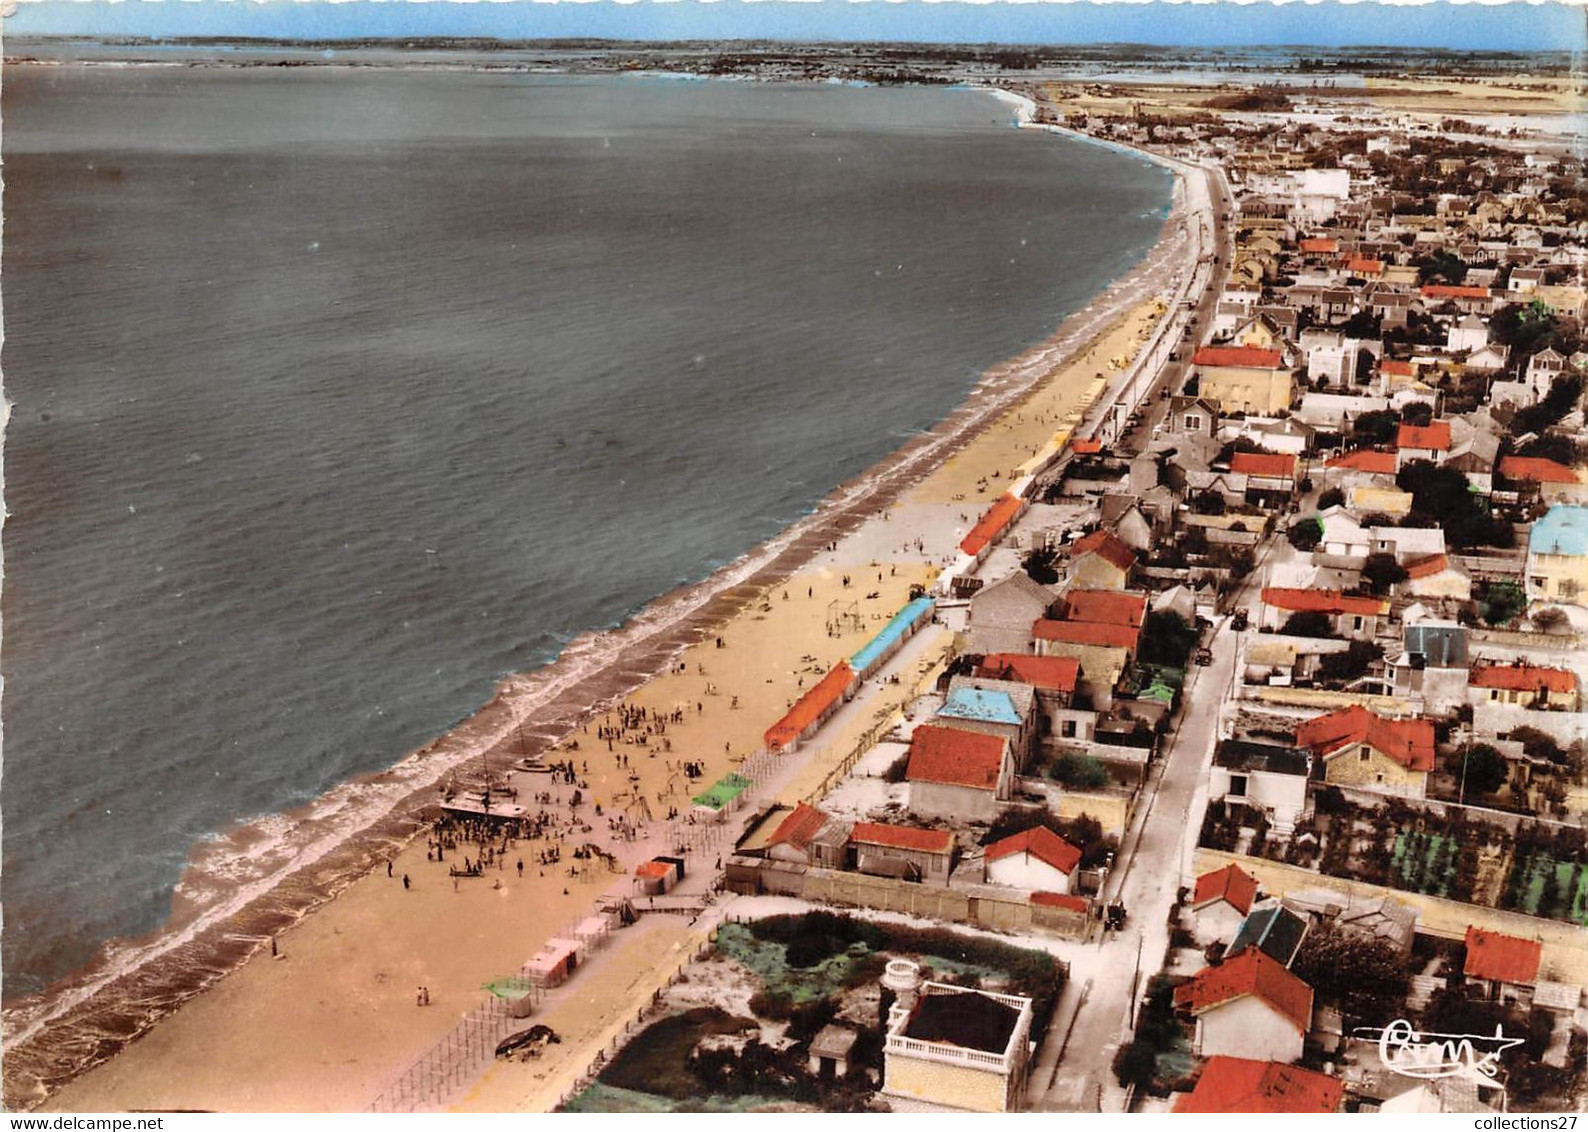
[563, 1082, 805, 1113]
[568, 911, 1068, 1113]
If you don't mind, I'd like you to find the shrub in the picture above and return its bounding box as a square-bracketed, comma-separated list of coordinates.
[1051, 753, 1111, 789]
[749, 910, 888, 968]
[1318, 487, 1346, 510]
[1280, 610, 1336, 639]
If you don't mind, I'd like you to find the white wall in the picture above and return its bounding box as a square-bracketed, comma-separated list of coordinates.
[1196, 995, 1306, 1064]
[986, 852, 1073, 894]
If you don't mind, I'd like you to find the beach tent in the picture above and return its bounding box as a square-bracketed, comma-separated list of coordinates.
[523, 938, 580, 988]
[634, 859, 675, 896]
[850, 597, 936, 678]
[691, 772, 753, 815]
[764, 662, 858, 752]
[574, 915, 611, 950]
[960, 492, 1027, 560]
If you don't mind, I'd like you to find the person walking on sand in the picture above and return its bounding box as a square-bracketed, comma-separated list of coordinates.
[517, 859, 524, 878]
[387, 860, 393, 878]
[402, 874, 411, 890]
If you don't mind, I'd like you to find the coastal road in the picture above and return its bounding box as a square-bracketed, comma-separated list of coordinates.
[1117, 159, 1235, 454]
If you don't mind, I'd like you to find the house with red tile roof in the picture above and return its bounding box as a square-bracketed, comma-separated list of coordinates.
[904, 724, 1014, 822]
[1498, 456, 1580, 485]
[1258, 587, 1389, 637]
[1498, 456, 1588, 505]
[1174, 949, 1314, 1064]
[983, 826, 1082, 894]
[1344, 257, 1384, 277]
[1192, 346, 1295, 416]
[1463, 926, 1543, 997]
[976, 654, 1080, 698]
[1065, 529, 1138, 590]
[1396, 420, 1452, 467]
[1229, 450, 1298, 481]
[1059, 588, 1148, 630]
[1296, 704, 1434, 798]
[1030, 618, 1134, 709]
[735, 802, 851, 869]
[973, 654, 1096, 743]
[1172, 1057, 1344, 1113]
[1191, 863, 1260, 946]
[849, 822, 957, 885]
[1420, 283, 1495, 314]
[1324, 447, 1398, 475]
[1468, 661, 1580, 712]
[1401, 552, 1472, 601]
[1298, 237, 1339, 256]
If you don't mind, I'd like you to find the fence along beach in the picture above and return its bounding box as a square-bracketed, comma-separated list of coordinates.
[6, 87, 1196, 1113]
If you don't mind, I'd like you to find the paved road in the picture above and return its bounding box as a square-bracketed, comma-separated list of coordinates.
[1034, 608, 1245, 1111]
[1120, 159, 1236, 454]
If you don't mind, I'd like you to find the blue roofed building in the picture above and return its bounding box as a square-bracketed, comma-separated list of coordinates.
[1526, 504, 1588, 606]
[940, 676, 1037, 769]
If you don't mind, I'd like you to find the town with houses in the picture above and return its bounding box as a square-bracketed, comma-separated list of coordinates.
[12, 41, 1585, 1120]
[487, 72, 1588, 1117]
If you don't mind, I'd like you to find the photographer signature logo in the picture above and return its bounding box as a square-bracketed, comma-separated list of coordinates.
[1353, 1019, 1523, 1082]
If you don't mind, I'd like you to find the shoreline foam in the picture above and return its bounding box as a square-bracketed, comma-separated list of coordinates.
[1, 82, 1189, 1111]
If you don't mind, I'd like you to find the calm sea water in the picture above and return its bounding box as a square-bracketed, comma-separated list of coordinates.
[1, 65, 1170, 998]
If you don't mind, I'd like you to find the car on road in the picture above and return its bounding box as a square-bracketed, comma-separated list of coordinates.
[1195, 647, 1214, 666]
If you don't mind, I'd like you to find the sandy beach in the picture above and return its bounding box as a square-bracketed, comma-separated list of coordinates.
[9, 76, 1195, 1110]
[30, 266, 1169, 1111]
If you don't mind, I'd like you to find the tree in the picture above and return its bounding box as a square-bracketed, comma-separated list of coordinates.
[1475, 580, 1528, 626]
[1400, 401, 1434, 427]
[1508, 726, 1567, 765]
[1349, 409, 1399, 449]
[1318, 487, 1346, 510]
[1513, 374, 1586, 437]
[1459, 744, 1509, 798]
[1361, 552, 1409, 595]
[1417, 250, 1469, 285]
[1319, 638, 1385, 681]
[1280, 610, 1336, 639]
[1531, 607, 1570, 634]
[1191, 491, 1226, 516]
[1138, 610, 1200, 668]
[1287, 516, 1323, 551]
[1397, 460, 1509, 549]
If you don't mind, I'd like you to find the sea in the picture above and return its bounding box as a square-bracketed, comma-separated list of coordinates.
[0, 64, 1170, 1026]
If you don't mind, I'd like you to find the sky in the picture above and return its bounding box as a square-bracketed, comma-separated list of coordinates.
[6, 0, 1586, 52]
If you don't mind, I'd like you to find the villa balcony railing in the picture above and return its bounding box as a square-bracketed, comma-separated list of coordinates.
[884, 1034, 1013, 1073]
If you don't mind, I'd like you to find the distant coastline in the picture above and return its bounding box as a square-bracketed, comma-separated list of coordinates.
[0, 67, 1184, 1109]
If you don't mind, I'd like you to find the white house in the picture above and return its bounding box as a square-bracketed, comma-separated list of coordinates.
[1447, 314, 1489, 354]
[1210, 741, 1311, 836]
[982, 826, 1082, 894]
[1190, 863, 1259, 946]
[1174, 949, 1315, 1064]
